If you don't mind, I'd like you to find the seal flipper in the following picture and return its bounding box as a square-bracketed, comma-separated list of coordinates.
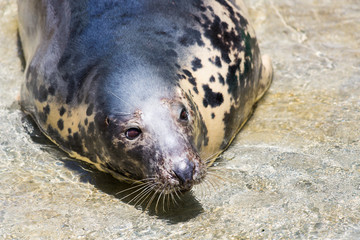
[256, 55, 273, 102]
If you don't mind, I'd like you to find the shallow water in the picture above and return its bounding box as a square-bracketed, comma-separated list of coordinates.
[1, 0, 360, 239]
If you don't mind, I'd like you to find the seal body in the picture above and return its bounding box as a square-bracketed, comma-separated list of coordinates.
[18, 0, 273, 194]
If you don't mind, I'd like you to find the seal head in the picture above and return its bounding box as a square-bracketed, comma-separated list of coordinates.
[94, 79, 208, 193]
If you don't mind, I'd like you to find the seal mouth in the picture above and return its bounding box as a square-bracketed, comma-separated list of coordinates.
[145, 176, 198, 195]
[115, 155, 207, 211]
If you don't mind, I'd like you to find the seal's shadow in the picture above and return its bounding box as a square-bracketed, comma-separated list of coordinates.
[21, 114, 203, 223]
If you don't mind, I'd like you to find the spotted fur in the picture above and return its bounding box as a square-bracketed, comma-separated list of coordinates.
[18, 0, 273, 195]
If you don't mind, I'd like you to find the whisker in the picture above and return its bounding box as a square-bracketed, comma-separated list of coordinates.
[170, 192, 178, 207]
[207, 171, 234, 183]
[115, 112, 132, 116]
[134, 190, 152, 208]
[115, 176, 157, 194]
[155, 191, 164, 214]
[118, 184, 150, 202]
[133, 188, 153, 209]
[108, 90, 134, 108]
[115, 181, 148, 196]
[207, 173, 229, 193]
[205, 178, 217, 192]
[137, 177, 157, 181]
[203, 180, 211, 197]
[170, 188, 182, 207]
[196, 180, 207, 198]
[134, 183, 157, 207]
[127, 184, 153, 204]
[117, 184, 147, 200]
[203, 151, 221, 164]
[168, 193, 172, 209]
[136, 182, 161, 208]
[207, 171, 226, 178]
[201, 179, 209, 194]
[162, 191, 167, 212]
[145, 190, 158, 211]
[172, 187, 181, 201]
[208, 160, 228, 168]
[208, 177, 222, 189]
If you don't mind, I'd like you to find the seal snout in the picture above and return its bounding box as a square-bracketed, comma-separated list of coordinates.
[172, 159, 195, 185]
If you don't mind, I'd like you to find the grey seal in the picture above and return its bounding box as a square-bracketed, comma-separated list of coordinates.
[18, 0, 273, 198]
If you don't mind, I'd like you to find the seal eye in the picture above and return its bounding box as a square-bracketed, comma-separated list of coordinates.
[179, 108, 188, 121]
[125, 128, 142, 140]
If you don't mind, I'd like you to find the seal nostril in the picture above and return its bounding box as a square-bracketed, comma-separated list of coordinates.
[173, 159, 194, 184]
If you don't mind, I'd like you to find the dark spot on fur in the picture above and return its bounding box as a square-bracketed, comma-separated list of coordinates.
[67, 131, 83, 154]
[165, 49, 178, 58]
[202, 84, 224, 108]
[237, 12, 249, 26]
[47, 125, 62, 145]
[192, 15, 202, 24]
[218, 73, 225, 85]
[221, 105, 241, 149]
[211, 113, 215, 119]
[57, 119, 64, 131]
[215, 56, 222, 68]
[192, 0, 207, 12]
[38, 105, 50, 124]
[58, 51, 71, 70]
[155, 31, 169, 36]
[189, 77, 197, 86]
[226, 59, 241, 99]
[65, 79, 75, 104]
[202, 2, 245, 65]
[68, 128, 72, 134]
[88, 122, 95, 135]
[59, 106, 66, 116]
[191, 57, 202, 71]
[183, 69, 193, 77]
[193, 87, 199, 94]
[48, 86, 56, 96]
[178, 28, 204, 47]
[216, 0, 235, 16]
[86, 103, 94, 116]
[38, 85, 48, 102]
[195, 108, 209, 147]
[210, 75, 215, 82]
[62, 61, 99, 104]
[84, 118, 88, 125]
[177, 74, 186, 80]
[43, 105, 50, 115]
[209, 56, 222, 68]
[201, 13, 211, 25]
[85, 95, 90, 104]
